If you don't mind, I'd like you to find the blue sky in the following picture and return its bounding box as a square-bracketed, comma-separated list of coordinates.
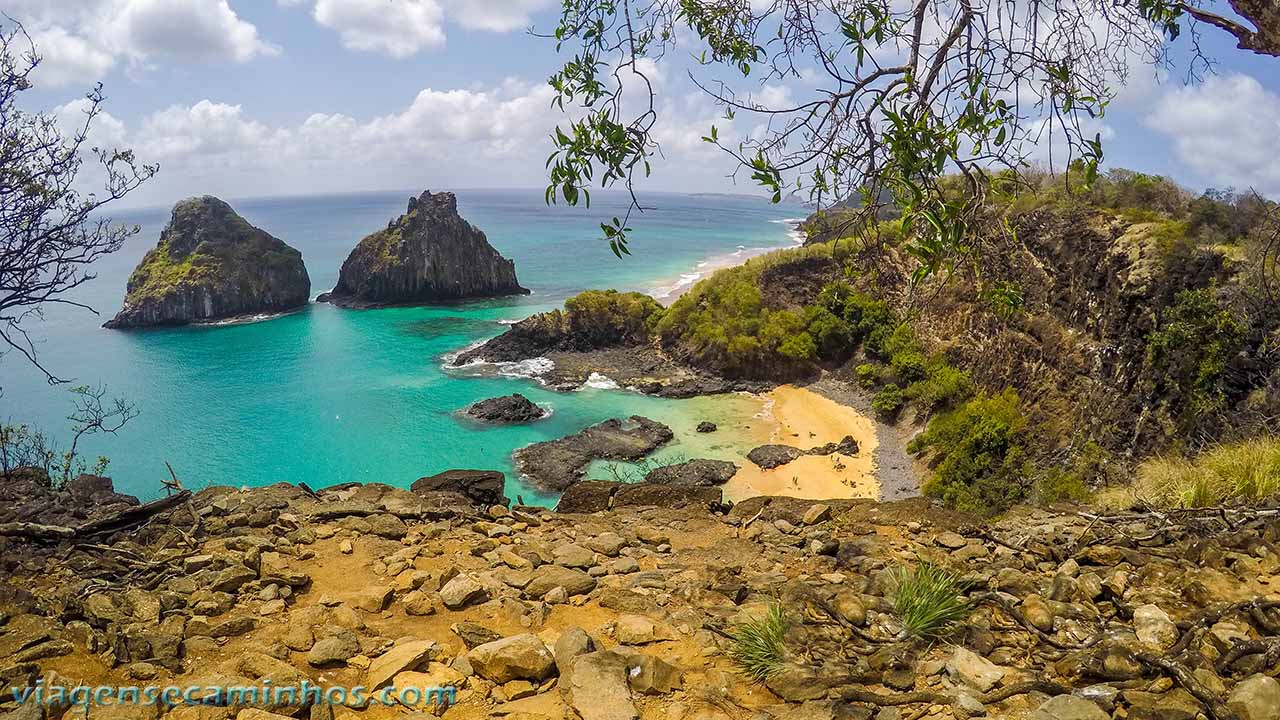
[3, 0, 1279, 209]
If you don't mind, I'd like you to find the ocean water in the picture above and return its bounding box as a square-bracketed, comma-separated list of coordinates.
[2, 189, 804, 504]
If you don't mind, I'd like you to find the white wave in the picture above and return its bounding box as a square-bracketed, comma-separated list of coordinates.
[497, 318, 521, 325]
[439, 339, 487, 366]
[579, 372, 620, 390]
[770, 216, 809, 224]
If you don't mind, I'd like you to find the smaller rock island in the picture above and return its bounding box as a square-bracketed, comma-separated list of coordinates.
[318, 191, 528, 308]
[104, 196, 310, 328]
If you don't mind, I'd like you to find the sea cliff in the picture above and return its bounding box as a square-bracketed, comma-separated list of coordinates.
[319, 191, 528, 307]
[104, 196, 310, 328]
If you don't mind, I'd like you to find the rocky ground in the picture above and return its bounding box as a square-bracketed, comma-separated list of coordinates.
[0, 476, 1278, 720]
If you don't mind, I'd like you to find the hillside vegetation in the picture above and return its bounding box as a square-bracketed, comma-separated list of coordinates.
[497, 169, 1280, 515]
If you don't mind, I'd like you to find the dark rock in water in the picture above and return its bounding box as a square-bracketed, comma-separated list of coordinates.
[411, 470, 508, 507]
[746, 444, 806, 469]
[696, 422, 717, 433]
[615, 483, 722, 508]
[104, 196, 310, 328]
[465, 394, 547, 423]
[319, 191, 527, 307]
[515, 416, 674, 492]
[807, 435, 859, 456]
[555, 480, 622, 513]
[645, 459, 738, 487]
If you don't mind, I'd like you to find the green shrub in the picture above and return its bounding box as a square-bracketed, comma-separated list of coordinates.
[855, 363, 881, 388]
[889, 562, 972, 639]
[905, 362, 973, 411]
[872, 384, 905, 418]
[563, 289, 665, 345]
[729, 603, 789, 681]
[1032, 470, 1092, 504]
[818, 281, 895, 349]
[1145, 288, 1244, 430]
[910, 389, 1031, 514]
[890, 350, 927, 383]
[804, 305, 854, 361]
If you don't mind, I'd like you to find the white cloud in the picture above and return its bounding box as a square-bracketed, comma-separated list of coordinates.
[0, 0, 277, 86]
[311, 0, 446, 57]
[1146, 73, 1280, 195]
[287, 0, 554, 56]
[28, 25, 116, 86]
[81, 74, 747, 204]
[107, 0, 279, 64]
[438, 0, 554, 32]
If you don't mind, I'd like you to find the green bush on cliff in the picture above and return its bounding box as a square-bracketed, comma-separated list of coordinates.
[1145, 288, 1243, 430]
[905, 362, 973, 411]
[872, 384, 905, 418]
[562, 289, 665, 345]
[910, 389, 1031, 514]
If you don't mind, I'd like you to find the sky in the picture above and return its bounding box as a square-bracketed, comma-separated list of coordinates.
[2, 0, 1279, 209]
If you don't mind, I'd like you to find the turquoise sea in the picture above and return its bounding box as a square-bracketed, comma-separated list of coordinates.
[1, 189, 804, 504]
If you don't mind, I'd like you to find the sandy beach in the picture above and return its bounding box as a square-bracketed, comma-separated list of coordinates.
[722, 384, 881, 502]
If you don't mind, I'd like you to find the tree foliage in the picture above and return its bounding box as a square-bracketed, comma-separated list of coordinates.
[542, 0, 1278, 276]
[0, 24, 156, 384]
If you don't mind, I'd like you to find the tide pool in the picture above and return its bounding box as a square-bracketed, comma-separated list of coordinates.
[1, 189, 804, 503]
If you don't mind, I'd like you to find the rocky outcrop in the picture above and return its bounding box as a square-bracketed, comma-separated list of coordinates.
[318, 191, 527, 307]
[747, 436, 860, 469]
[644, 459, 738, 486]
[513, 416, 674, 492]
[410, 469, 508, 507]
[465, 394, 547, 423]
[104, 196, 310, 328]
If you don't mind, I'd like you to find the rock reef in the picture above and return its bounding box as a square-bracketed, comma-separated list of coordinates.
[513, 416, 674, 491]
[104, 196, 310, 328]
[318, 191, 528, 307]
[465, 394, 547, 423]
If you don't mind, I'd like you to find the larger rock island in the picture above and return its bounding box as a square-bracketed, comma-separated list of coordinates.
[104, 196, 310, 328]
[318, 191, 528, 308]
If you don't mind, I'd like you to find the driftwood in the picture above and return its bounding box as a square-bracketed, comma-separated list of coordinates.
[0, 491, 191, 541]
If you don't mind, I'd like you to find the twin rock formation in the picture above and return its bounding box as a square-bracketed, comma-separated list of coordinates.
[106, 191, 526, 328]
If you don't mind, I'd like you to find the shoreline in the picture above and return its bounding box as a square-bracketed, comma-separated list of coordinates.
[647, 216, 807, 304]
[722, 384, 883, 503]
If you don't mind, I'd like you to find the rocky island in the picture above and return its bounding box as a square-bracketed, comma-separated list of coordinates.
[104, 196, 310, 328]
[318, 191, 528, 308]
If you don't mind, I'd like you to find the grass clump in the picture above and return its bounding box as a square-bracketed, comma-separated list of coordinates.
[890, 562, 972, 639]
[1136, 437, 1280, 508]
[909, 389, 1031, 514]
[728, 603, 789, 681]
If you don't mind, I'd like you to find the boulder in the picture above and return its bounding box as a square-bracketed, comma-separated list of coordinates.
[1030, 695, 1110, 720]
[105, 196, 310, 328]
[562, 650, 639, 720]
[555, 481, 622, 513]
[644, 459, 738, 486]
[1133, 604, 1178, 650]
[746, 444, 806, 469]
[525, 565, 597, 599]
[946, 647, 1005, 692]
[614, 483, 722, 509]
[696, 422, 717, 433]
[366, 640, 438, 690]
[514, 416, 674, 492]
[467, 634, 556, 683]
[1227, 674, 1280, 720]
[465, 394, 547, 423]
[411, 470, 508, 507]
[439, 574, 487, 610]
[318, 190, 527, 306]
